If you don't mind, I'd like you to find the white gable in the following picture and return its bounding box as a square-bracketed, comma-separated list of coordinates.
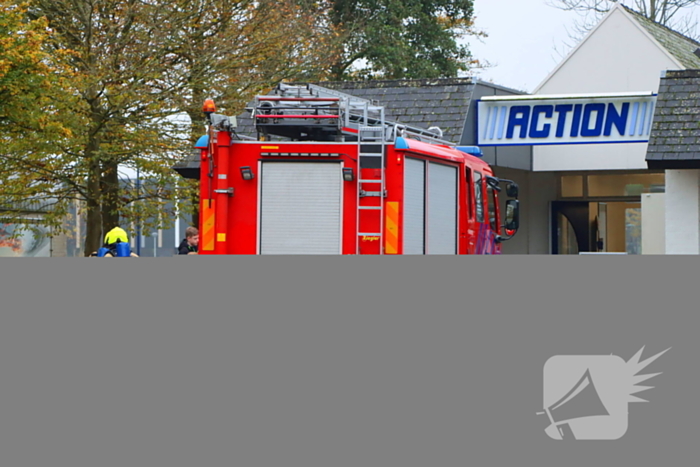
[535, 5, 681, 95]
[533, 4, 683, 172]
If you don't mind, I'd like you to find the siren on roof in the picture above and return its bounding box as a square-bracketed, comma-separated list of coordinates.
[203, 99, 216, 113]
[457, 146, 483, 157]
[194, 135, 209, 149]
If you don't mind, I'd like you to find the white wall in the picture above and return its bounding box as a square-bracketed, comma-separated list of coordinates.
[665, 169, 700, 254]
[536, 8, 678, 94]
[641, 193, 665, 254]
[533, 6, 680, 172]
[534, 143, 650, 172]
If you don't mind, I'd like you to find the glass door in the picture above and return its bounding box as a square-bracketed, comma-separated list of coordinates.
[551, 202, 590, 254]
[589, 202, 641, 254]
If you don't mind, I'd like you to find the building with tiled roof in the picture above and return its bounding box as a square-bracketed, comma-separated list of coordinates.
[488, 2, 700, 255]
[232, 78, 526, 145]
[645, 69, 700, 253]
[647, 69, 700, 169]
[314, 78, 476, 145]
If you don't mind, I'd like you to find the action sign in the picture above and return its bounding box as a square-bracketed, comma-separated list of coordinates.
[477, 93, 657, 146]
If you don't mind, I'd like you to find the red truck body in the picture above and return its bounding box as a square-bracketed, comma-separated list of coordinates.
[190, 83, 519, 255]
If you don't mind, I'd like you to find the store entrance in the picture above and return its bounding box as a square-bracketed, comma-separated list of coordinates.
[552, 201, 641, 254]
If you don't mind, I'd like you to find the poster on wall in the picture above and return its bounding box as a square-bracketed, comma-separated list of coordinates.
[0, 222, 51, 257]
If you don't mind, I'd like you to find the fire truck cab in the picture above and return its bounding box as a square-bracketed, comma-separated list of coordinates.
[186, 83, 520, 255]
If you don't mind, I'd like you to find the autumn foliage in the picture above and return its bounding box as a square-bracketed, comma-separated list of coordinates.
[1, 0, 481, 255]
[1, 0, 341, 255]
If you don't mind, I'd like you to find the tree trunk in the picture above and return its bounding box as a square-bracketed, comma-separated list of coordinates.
[84, 161, 103, 256]
[83, 89, 105, 256]
[100, 160, 121, 236]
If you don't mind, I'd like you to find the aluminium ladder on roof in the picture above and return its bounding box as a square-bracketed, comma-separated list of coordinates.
[249, 82, 455, 146]
[252, 84, 343, 141]
[252, 82, 383, 139]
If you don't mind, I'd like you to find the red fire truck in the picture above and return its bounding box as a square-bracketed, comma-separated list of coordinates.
[186, 83, 520, 255]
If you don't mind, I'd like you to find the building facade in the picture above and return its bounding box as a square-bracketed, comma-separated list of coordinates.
[646, 69, 700, 254]
[472, 4, 698, 254]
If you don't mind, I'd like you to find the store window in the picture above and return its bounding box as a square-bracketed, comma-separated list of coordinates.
[587, 174, 665, 197]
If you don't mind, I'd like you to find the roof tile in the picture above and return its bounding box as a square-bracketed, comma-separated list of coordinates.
[647, 70, 700, 166]
[623, 5, 700, 68]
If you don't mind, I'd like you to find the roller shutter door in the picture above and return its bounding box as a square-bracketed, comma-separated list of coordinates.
[260, 162, 342, 254]
[427, 162, 457, 254]
[403, 158, 425, 254]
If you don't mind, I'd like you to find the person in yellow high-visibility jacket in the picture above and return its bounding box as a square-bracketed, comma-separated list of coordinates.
[90, 227, 139, 257]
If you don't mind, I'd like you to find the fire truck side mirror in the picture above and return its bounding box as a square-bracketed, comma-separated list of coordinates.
[504, 199, 520, 232]
[506, 182, 519, 198]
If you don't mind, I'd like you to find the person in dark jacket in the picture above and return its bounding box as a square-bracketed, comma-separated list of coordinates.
[178, 226, 199, 255]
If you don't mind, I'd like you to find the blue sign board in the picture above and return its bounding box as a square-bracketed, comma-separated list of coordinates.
[477, 93, 657, 146]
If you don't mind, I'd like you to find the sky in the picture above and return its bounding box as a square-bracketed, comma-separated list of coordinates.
[464, 0, 582, 93]
[464, 1, 700, 93]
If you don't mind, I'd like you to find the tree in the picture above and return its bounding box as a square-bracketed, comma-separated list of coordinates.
[168, 0, 340, 125]
[0, 0, 339, 255]
[159, 0, 341, 230]
[12, 0, 203, 255]
[548, 0, 700, 43]
[0, 1, 75, 236]
[0, 2, 53, 129]
[320, 0, 481, 80]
